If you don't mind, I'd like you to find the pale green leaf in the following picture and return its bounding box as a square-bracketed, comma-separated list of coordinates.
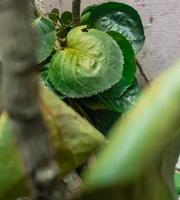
[49, 26, 124, 98]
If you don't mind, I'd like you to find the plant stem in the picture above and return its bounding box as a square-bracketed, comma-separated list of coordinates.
[72, 0, 81, 27]
[136, 59, 150, 84]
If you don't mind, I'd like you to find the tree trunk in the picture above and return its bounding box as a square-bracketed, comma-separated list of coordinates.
[0, 0, 71, 199]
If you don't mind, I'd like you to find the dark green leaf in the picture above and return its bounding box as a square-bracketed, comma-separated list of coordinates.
[80, 96, 107, 111]
[101, 31, 136, 98]
[81, 5, 97, 16]
[57, 26, 72, 39]
[48, 8, 60, 23]
[48, 26, 124, 98]
[61, 11, 73, 26]
[84, 2, 145, 54]
[33, 18, 57, 63]
[81, 105, 120, 135]
[81, 5, 97, 24]
[99, 79, 141, 113]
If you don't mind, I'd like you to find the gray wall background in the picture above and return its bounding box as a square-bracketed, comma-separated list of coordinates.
[43, 0, 180, 83]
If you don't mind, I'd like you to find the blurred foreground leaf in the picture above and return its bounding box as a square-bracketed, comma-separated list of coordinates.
[0, 85, 106, 199]
[40, 85, 106, 176]
[83, 61, 180, 197]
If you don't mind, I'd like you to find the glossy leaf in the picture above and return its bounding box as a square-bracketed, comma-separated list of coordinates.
[99, 79, 140, 113]
[84, 61, 180, 189]
[49, 26, 124, 98]
[101, 31, 136, 98]
[85, 2, 145, 54]
[33, 18, 57, 63]
[61, 11, 73, 26]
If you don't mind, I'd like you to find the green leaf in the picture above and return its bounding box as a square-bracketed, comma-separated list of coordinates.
[81, 5, 97, 16]
[101, 31, 136, 98]
[48, 8, 60, 23]
[81, 105, 120, 135]
[80, 96, 107, 111]
[49, 26, 124, 98]
[81, 5, 97, 24]
[33, 18, 57, 63]
[98, 79, 141, 113]
[61, 11, 73, 26]
[84, 2, 145, 54]
[91, 110, 120, 135]
[84, 61, 180, 189]
[57, 26, 72, 39]
[40, 64, 66, 100]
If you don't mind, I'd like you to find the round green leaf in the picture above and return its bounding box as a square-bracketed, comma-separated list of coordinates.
[101, 31, 136, 98]
[49, 26, 124, 98]
[85, 2, 145, 54]
[61, 11, 73, 26]
[98, 79, 141, 113]
[33, 18, 57, 63]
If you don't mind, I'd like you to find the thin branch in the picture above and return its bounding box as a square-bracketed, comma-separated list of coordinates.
[72, 0, 81, 27]
[136, 59, 150, 85]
